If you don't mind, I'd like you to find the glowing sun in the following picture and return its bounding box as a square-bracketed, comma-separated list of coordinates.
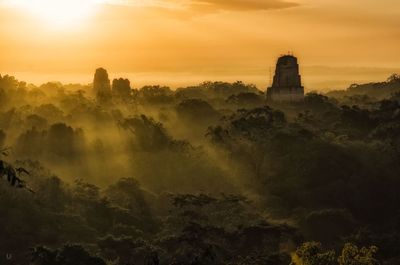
[10, 0, 97, 26]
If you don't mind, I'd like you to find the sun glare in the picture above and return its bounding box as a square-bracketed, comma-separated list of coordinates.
[9, 0, 97, 27]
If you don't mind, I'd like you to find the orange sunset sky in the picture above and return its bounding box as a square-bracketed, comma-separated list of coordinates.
[0, 0, 399, 91]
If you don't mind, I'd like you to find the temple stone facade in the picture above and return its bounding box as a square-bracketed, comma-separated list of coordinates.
[93, 68, 112, 105]
[266, 55, 304, 102]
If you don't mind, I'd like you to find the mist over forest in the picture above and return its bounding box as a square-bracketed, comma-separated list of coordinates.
[1, 70, 400, 265]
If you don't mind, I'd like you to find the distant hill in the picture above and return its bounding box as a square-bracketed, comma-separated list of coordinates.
[327, 74, 400, 100]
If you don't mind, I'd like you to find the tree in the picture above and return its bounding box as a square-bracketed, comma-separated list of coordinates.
[105, 177, 156, 231]
[338, 243, 379, 265]
[119, 115, 173, 151]
[304, 92, 337, 112]
[35, 104, 64, 121]
[138, 85, 174, 105]
[207, 106, 287, 181]
[30, 245, 106, 265]
[176, 98, 220, 126]
[46, 123, 85, 160]
[387, 74, 400, 83]
[226, 92, 264, 108]
[293, 242, 335, 265]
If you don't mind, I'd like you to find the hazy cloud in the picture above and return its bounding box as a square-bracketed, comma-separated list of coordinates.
[188, 0, 299, 11]
[102, 0, 299, 11]
[0, 0, 299, 12]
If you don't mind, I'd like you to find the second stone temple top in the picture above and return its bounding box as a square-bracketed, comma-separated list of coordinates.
[266, 55, 304, 102]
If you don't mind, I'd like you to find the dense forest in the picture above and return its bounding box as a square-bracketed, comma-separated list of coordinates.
[1, 70, 400, 265]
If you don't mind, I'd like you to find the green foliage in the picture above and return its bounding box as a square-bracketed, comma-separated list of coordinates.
[0, 150, 32, 192]
[31, 245, 106, 265]
[119, 115, 184, 151]
[226, 92, 265, 107]
[327, 74, 400, 100]
[386, 74, 400, 84]
[338, 243, 379, 265]
[294, 242, 335, 265]
[176, 81, 258, 100]
[304, 92, 337, 112]
[207, 106, 286, 146]
[293, 242, 380, 265]
[138, 85, 174, 105]
[176, 98, 221, 126]
[0, 73, 399, 264]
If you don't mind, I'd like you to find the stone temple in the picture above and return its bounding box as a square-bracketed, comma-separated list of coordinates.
[266, 55, 304, 102]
